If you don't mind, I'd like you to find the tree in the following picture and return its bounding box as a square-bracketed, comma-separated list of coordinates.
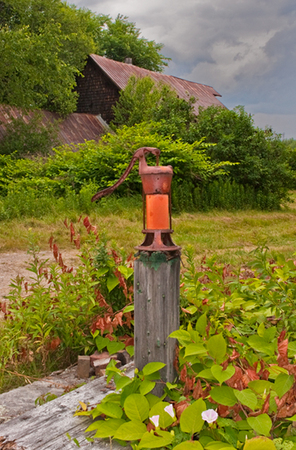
[193, 105, 293, 200]
[97, 15, 170, 72]
[112, 75, 196, 139]
[0, 0, 168, 115]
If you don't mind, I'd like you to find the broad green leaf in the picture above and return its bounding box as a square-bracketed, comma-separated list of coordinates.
[197, 369, 217, 380]
[114, 420, 147, 441]
[205, 442, 236, 449]
[122, 304, 134, 314]
[87, 418, 125, 437]
[146, 393, 162, 409]
[247, 336, 275, 356]
[107, 275, 120, 292]
[247, 414, 272, 437]
[267, 365, 288, 379]
[184, 305, 198, 314]
[207, 334, 227, 362]
[243, 436, 276, 449]
[95, 335, 108, 352]
[143, 362, 166, 376]
[126, 346, 134, 357]
[196, 313, 207, 336]
[210, 386, 237, 406]
[107, 340, 125, 355]
[180, 398, 206, 434]
[274, 373, 294, 398]
[139, 379, 155, 395]
[149, 402, 175, 428]
[211, 365, 235, 384]
[117, 265, 133, 279]
[169, 330, 192, 341]
[114, 375, 133, 391]
[92, 402, 123, 419]
[138, 430, 174, 449]
[234, 389, 258, 411]
[287, 414, 296, 421]
[96, 267, 109, 278]
[184, 343, 207, 357]
[173, 441, 203, 450]
[124, 394, 149, 422]
[288, 341, 296, 357]
[248, 380, 273, 394]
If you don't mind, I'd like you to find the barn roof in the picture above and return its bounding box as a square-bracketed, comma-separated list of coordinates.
[0, 105, 107, 146]
[90, 54, 225, 114]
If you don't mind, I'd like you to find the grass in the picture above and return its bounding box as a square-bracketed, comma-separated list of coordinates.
[0, 194, 295, 266]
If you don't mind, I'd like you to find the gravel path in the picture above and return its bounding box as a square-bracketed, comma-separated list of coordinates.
[0, 250, 80, 302]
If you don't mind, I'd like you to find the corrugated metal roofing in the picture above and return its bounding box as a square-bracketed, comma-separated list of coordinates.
[0, 105, 106, 146]
[90, 54, 225, 114]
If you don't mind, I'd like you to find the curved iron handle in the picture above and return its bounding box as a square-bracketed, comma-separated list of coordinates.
[91, 147, 160, 202]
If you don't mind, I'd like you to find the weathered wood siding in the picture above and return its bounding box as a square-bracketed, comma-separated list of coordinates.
[76, 59, 119, 123]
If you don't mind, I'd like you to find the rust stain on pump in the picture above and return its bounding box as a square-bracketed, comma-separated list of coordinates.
[92, 147, 180, 253]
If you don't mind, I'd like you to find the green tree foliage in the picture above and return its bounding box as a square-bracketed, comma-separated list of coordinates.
[0, 1, 168, 114]
[193, 106, 293, 201]
[112, 75, 196, 139]
[97, 15, 169, 72]
[0, 111, 60, 158]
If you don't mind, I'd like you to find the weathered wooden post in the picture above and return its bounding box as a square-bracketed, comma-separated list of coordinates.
[92, 147, 180, 394]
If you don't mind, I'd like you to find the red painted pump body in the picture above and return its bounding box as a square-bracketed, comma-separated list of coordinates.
[91, 147, 180, 252]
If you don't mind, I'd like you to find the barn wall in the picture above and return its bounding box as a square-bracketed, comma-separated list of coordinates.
[76, 59, 119, 123]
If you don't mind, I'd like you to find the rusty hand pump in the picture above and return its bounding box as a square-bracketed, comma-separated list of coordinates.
[92, 147, 180, 253]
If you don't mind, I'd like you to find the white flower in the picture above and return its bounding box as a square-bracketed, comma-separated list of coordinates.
[150, 415, 160, 427]
[164, 404, 175, 418]
[201, 409, 218, 424]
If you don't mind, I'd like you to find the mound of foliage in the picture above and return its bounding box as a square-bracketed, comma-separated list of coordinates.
[78, 246, 296, 450]
[112, 77, 294, 209]
[0, 0, 168, 115]
[0, 123, 230, 220]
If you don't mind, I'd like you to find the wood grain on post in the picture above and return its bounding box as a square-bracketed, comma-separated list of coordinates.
[134, 254, 180, 394]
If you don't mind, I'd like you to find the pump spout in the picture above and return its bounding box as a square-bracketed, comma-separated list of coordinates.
[91, 147, 160, 202]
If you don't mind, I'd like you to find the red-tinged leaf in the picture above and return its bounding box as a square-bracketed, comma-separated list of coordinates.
[246, 368, 260, 381]
[184, 376, 195, 395]
[53, 243, 59, 261]
[261, 393, 270, 414]
[277, 338, 289, 366]
[64, 218, 68, 228]
[58, 253, 64, 268]
[175, 400, 190, 420]
[217, 404, 230, 417]
[192, 379, 203, 400]
[112, 312, 123, 328]
[226, 366, 244, 390]
[49, 337, 61, 350]
[48, 236, 54, 249]
[70, 223, 75, 242]
[180, 364, 187, 382]
[74, 235, 80, 249]
[78, 215, 82, 222]
[83, 216, 90, 229]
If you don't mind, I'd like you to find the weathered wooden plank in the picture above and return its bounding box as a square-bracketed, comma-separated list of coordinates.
[134, 257, 180, 393]
[0, 364, 133, 450]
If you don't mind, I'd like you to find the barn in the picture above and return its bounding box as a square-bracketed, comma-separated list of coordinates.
[75, 54, 225, 123]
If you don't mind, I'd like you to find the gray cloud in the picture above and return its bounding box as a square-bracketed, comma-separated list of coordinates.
[72, 0, 296, 138]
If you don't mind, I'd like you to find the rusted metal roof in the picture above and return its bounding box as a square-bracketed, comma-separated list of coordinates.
[0, 105, 106, 146]
[90, 54, 225, 114]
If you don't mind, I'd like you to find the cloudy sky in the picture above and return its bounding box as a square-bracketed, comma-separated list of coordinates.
[73, 0, 296, 139]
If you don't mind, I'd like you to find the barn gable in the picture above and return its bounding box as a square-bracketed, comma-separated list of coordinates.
[76, 54, 225, 123]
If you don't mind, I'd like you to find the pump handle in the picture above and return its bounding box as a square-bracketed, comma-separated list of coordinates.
[91, 147, 160, 202]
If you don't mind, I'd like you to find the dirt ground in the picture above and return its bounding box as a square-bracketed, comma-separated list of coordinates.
[0, 250, 80, 302]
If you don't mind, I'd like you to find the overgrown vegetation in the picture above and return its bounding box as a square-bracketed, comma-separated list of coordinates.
[0, 0, 168, 114]
[74, 246, 296, 449]
[2, 215, 296, 447]
[0, 110, 60, 157]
